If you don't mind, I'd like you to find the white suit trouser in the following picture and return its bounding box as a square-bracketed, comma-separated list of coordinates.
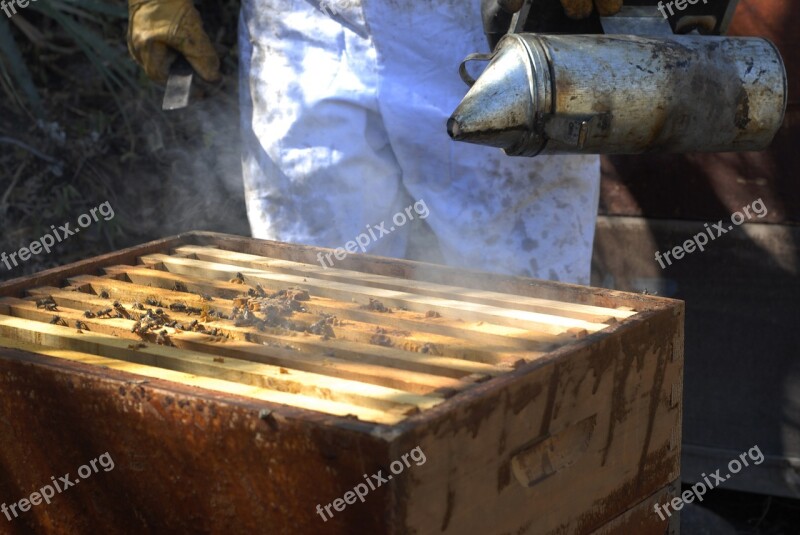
[239, 0, 600, 283]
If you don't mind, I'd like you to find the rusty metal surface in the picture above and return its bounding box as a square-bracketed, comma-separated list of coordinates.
[600, 0, 800, 223]
[0, 232, 685, 532]
[589, 484, 679, 535]
[390, 302, 683, 534]
[0, 348, 389, 534]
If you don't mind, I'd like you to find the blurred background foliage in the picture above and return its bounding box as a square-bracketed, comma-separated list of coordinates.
[0, 0, 247, 282]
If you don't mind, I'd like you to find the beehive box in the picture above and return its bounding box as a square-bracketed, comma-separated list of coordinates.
[0, 232, 683, 534]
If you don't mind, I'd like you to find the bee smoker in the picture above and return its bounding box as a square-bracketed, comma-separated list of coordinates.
[450, 2, 787, 156]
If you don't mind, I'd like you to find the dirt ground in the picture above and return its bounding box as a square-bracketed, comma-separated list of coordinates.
[1, 2, 799, 533]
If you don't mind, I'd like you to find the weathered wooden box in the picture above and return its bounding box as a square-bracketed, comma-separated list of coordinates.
[0, 232, 683, 534]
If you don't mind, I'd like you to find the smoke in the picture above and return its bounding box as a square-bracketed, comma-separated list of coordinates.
[124, 83, 250, 239]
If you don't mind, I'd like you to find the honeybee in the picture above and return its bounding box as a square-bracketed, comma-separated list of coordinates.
[112, 301, 129, 318]
[155, 330, 172, 346]
[169, 302, 187, 312]
[36, 296, 55, 308]
[37, 297, 58, 311]
[248, 284, 267, 298]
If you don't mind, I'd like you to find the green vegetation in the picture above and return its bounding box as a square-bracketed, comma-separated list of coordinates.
[0, 0, 247, 281]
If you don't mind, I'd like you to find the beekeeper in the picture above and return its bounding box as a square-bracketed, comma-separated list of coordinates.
[127, 0, 623, 284]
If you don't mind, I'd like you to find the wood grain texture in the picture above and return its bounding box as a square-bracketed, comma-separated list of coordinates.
[0, 232, 683, 533]
[387, 305, 683, 534]
[173, 245, 635, 321]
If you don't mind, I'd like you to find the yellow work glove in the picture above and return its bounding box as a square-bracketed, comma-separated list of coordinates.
[559, 0, 623, 19]
[127, 0, 220, 84]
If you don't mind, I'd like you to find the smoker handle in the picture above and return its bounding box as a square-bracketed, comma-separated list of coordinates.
[459, 53, 494, 87]
[510, 414, 597, 488]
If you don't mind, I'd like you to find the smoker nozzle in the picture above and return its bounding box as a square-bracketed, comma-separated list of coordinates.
[448, 38, 536, 152]
[446, 117, 461, 139]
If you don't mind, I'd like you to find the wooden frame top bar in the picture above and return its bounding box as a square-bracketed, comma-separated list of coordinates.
[0, 232, 681, 429]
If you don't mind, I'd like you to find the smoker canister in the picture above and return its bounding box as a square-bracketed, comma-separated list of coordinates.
[448, 33, 787, 156]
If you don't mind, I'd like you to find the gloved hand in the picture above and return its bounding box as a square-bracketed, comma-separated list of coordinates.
[559, 0, 623, 19]
[482, 0, 624, 51]
[127, 0, 220, 84]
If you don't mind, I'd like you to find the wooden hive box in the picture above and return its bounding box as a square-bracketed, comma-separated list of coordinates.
[0, 232, 683, 534]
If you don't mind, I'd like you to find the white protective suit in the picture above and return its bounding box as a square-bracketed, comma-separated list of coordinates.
[239, 0, 600, 283]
